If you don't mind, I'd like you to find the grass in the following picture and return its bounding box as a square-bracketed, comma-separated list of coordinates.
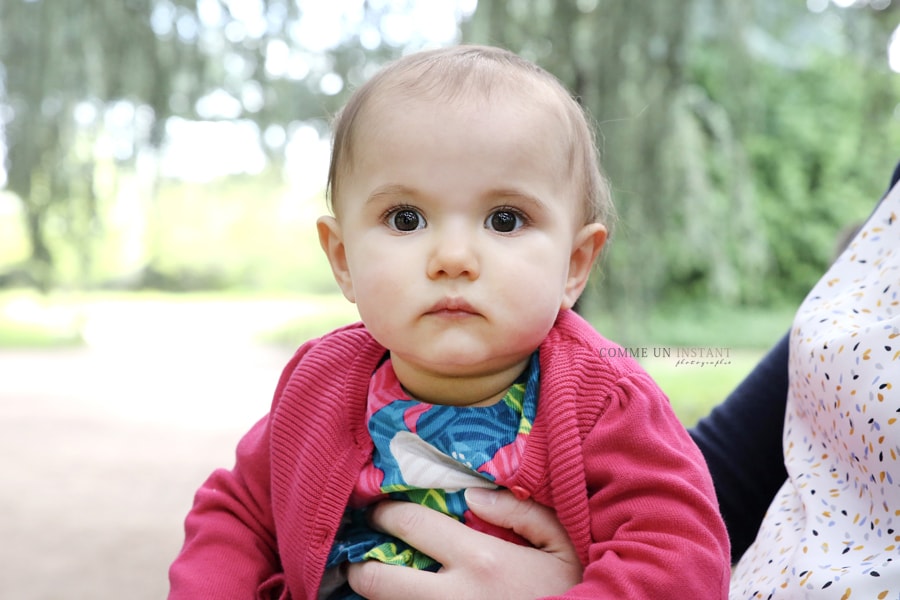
[640, 349, 763, 427]
[580, 302, 789, 426]
[0, 318, 83, 348]
[0, 289, 85, 348]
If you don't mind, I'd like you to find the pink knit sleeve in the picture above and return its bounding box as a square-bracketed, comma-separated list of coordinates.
[558, 371, 731, 599]
[167, 343, 314, 600]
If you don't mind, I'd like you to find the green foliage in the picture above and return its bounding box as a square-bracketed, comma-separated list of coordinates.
[0, 194, 28, 264]
[725, 52, 899, 303]
[682, 6, 900, 306]
[144, 174, 339, 293]
[0, 171, 343, 293]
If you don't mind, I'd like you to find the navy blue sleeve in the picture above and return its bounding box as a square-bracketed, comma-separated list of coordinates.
[690, 159, 900, 562]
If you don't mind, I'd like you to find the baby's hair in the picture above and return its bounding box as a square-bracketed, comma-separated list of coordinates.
[326, 44, 613, 229]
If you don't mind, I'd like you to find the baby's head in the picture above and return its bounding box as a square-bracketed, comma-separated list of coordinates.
[317, 45, 612, 406]
[326, 44, 612, 230]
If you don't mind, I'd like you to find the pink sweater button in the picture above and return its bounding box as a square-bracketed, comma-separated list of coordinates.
[510, 485, 530, 500]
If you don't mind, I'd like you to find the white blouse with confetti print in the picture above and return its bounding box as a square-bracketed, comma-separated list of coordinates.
[730, 184, 900, 599]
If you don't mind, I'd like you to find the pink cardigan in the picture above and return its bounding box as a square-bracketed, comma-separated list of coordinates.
[169, 310, 730, 599]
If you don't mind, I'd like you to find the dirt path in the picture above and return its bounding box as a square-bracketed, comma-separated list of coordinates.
[0, 301, 323, 599]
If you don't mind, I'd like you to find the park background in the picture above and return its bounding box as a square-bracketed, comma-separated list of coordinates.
[2, 0, 900, 598]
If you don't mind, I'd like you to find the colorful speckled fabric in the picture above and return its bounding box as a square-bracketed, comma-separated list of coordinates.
[730, 187, 900, 598]
[322, 353, 539, 597]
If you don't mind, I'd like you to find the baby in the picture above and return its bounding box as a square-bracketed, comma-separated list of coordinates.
[169, 44, 730, 599]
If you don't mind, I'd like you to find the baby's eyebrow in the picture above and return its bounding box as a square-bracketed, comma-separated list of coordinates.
[364, 184, 551, 214]
[367, 184, 416, 204]
[488, 188, 548, 212]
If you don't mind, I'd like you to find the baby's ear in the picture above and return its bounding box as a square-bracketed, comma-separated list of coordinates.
[317, 216, 356, 303]
[561, 223, 607, 310]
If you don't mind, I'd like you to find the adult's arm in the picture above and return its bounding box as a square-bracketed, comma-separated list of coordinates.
[347, 489, 582, 600]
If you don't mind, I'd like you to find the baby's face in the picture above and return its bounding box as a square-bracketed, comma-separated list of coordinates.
[319, 93, 604, 404]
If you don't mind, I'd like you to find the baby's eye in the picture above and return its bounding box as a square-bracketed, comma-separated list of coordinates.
[486, 209, 526, 233]
[386, 207, 426, 232]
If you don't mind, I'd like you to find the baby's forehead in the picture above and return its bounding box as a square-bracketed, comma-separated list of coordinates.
[348, 91, 576, 190]
[359, 75, 574, 138]
[328, 53, 606, 226]
[379, 67, 564, 111]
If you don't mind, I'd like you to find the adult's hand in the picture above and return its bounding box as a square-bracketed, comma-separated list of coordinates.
[346, 488, 582, 600]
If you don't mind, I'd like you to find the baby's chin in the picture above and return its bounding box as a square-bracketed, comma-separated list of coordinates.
[401, 348, 533, 376]
[391, 354, 533, 407]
